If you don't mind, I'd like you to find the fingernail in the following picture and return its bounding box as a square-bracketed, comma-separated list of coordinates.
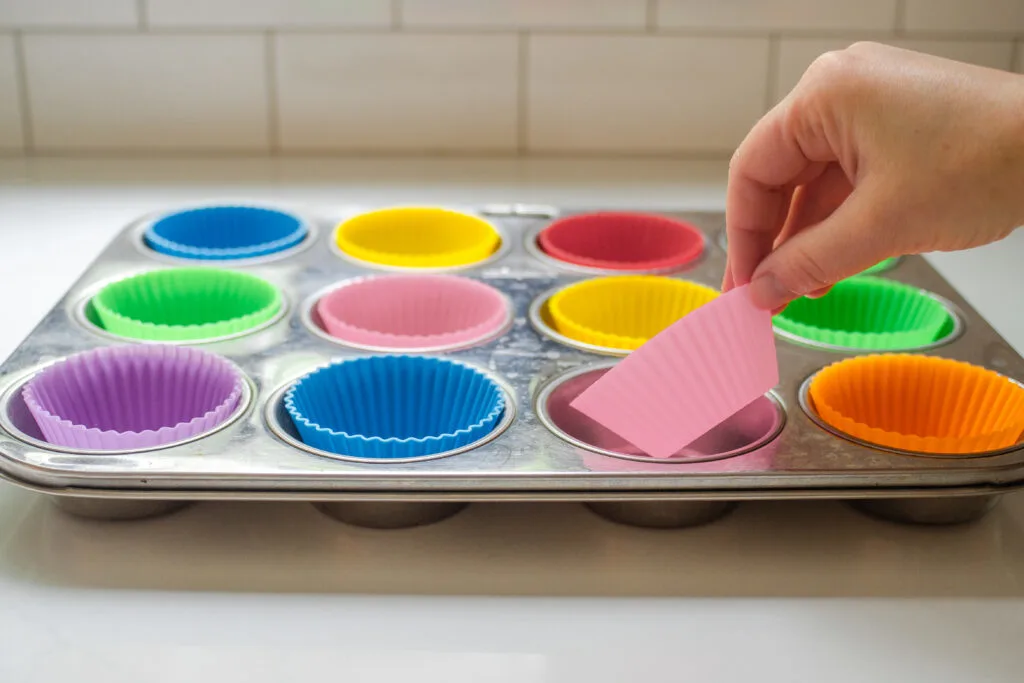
[749, 273, 792, 311]
[806, 285, 833, 299]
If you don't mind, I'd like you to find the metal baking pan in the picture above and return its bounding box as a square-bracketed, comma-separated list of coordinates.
[0, 204, 1021, 528]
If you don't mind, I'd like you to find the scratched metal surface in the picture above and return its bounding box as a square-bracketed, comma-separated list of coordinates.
[0, 203, 1021, 497]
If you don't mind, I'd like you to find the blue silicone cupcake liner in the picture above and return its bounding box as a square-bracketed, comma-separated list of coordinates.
[284, 355, 506, 459]
[144, 205, 308, 260]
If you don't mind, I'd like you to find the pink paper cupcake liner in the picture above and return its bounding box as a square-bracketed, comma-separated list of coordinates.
[315, 274, 509, 350]
[23, 345, 244, 451]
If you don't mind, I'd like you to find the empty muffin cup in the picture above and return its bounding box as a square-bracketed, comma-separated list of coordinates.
[91, 267, 282, 342]
[285, 355, 506, 459]
[808, 354, 1024, 455]
[541, 365, 783, 463]
[22, 345, 244, 451]
[774, 276, 953, 350]
[315, 274, 509, 351]
[334, 207, 502, 269]
[537, 212, 704, 272]
[547, 276, 719, 351]
[144, 205, 308, 260]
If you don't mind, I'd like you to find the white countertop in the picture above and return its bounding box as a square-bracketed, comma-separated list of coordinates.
[1, 157, 1023, 682]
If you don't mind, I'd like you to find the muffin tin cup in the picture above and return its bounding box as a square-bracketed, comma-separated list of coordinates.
[89, 267, 284, 343]
[18, 345, 247, 452]
[531, 212, 706, 274]
[265, 367, 516, 465]
[310, 274, 512, 352]
[803, 354, 1024, 457]
[536, 363, 785, 465]
[333, 207, 505, 271]
[143, 205, 311, 262]
[773, 277, 960, 352]
[544, 276, 719, 352]
[281, 355, 510, 461]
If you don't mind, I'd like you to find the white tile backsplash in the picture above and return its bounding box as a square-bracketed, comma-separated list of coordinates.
[0, 0, 137, 28]
[24, 35, 268, 151]
[0, 35, 24, 151]
[528, 36, 769, 153]
[0, 0, 1021, 155]
[275, 34, 519, 152]
[905, 0, 1024, 34]
[402, 0, 648, 29]
[147, 0, 390, 29]
[657, 0, 897, 31]
[774, 38, 1016, 101]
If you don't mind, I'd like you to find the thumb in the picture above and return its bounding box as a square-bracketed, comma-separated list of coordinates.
[748, 186, 895, 311]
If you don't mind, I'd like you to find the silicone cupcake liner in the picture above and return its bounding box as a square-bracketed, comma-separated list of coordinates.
[22, 345, 244, 451]
[774, 276, 951, 350]
[335, 207, 502, 269]
[862, 257, 899, 275]
[809, 354, 1024, 454]
[92, 267, 282, 341]
[547, 275, 719, 351]
[546, 366, 782, 464]
[285, 355, 506, 459]
[569, 285, 779, 458]
[144, 205, 308, 260]
[537, 212, 704, 271]
[315, 274, 509, 350]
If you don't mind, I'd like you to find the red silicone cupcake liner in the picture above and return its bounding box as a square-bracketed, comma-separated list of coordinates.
[537, 212, 704, 271]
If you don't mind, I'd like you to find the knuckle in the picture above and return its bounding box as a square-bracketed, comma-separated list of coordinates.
[802, 49, 852, 87]
[845, 40, 884, 57]
[801, 42, 882, 92]
[782, 244, 833, 293]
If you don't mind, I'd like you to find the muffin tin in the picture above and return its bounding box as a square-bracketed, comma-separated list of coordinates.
[0, 203, 1021, 530]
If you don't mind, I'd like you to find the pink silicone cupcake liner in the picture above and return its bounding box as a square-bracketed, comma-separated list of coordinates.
[22, 345, 244, 451]
[545, 366, 781, 469]
[315, 274, 509, 350]
[537, 212, 704, 271]
[570, 285, 779, 458]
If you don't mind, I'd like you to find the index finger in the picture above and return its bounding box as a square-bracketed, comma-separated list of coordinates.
[726, 100, 830, 287]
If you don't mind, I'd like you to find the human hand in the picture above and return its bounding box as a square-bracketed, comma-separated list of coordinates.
[723, 42, 1024, 312]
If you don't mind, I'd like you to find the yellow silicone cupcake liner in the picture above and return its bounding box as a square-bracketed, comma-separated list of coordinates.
[809, 354, 1024, 455]
[547, 276, 719, 351]
[335, 207, 502, 269]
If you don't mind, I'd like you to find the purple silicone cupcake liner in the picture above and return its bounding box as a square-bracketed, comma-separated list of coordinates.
[22, 345, 244, 451]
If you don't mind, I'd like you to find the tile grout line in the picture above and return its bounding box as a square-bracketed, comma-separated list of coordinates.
[0, 147, 738, 160]
[136, 0, 149, 30]
[3, 26, 1022, 40]
[517, 32, 529, 154]
[894, 0, 906, 35]
[264, 31, 280, 154]
[12, 31, 34, 154]
[391, 0, 402, 30]
[764, 33, 780, 111]
[646, 0, 657, 32]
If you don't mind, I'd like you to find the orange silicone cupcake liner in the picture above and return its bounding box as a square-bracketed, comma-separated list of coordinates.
[809, 354, 1024, 455]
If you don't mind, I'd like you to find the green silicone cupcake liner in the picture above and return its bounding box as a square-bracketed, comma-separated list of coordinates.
[92, 267, 282, 341]
[773, 276, 952, 350]
[861, 256, 899, 275]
